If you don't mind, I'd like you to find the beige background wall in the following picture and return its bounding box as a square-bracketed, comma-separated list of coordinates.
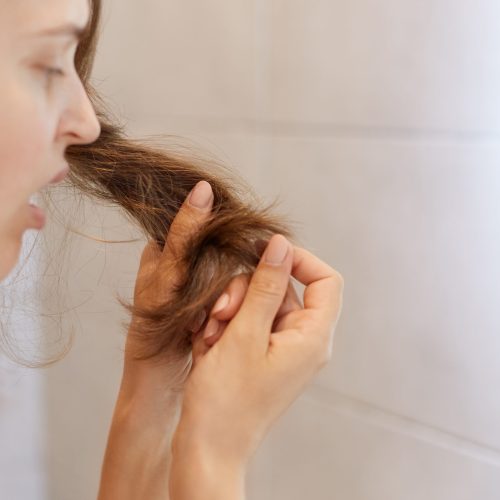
[1, 0, 500, 498]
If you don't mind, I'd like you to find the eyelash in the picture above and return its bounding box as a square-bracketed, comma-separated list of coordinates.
[43, 66, 66, 79]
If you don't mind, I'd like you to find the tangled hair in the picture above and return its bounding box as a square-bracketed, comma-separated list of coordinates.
[46, 0, 300, 364]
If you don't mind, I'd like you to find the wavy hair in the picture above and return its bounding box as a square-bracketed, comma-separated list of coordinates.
[42, 0, 300, 364]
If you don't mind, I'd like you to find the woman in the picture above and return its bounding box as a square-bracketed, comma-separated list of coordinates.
[0, 0, 344, 498]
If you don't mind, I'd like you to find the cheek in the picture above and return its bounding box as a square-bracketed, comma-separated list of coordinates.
[0, 74, 56, 211]
[0, 73, 56, 279]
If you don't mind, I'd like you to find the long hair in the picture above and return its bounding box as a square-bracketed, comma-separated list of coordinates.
[49, 0, 299, 363]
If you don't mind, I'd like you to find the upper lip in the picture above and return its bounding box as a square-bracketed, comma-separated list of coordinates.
[49, 166, 70, 185]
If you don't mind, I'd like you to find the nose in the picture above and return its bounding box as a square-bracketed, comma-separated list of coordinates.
[59, 77, 101, 146]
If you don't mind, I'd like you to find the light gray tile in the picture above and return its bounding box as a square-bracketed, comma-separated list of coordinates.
[125, 119, 269, 188]
[247, 391, 500, 500]
[265, 0, 500, 133]
[93, 0, 260, 122]
[0, 230, 47, 500]
[257, 136, 500, 449]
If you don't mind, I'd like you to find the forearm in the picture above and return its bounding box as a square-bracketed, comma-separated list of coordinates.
[169, 424, 247, 500]
[98, 382, 182, 500]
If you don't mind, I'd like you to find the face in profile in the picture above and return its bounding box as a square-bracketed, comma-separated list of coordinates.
[0, 0, 101, 282]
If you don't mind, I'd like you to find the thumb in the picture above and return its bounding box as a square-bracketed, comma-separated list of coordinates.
[233, 234, 293, 345]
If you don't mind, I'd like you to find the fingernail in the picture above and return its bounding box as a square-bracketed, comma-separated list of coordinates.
[212, 293, 230, 314]
[189, 181, 213, 209]
[264, 234, 290, 265]
[203, 317, 219, 340]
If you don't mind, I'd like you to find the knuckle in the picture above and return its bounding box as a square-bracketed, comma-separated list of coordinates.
[251, 275, 284, 299]
[167, 215, 201, 249]
[234, 272, 252, 289]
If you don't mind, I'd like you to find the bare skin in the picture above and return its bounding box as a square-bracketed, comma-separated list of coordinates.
[98, 181, 303, 499]
[0, 2, 344, 498]
[170, 232, 343, 500]
[0, 0, 100, 279]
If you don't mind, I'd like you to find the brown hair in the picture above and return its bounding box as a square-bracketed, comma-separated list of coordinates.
[44, 0, 300, 364]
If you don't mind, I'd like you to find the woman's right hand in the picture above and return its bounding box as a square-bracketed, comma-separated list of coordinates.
[172, 234, 344, 467]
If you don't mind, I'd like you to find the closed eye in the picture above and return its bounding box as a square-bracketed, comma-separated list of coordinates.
[43, 66, 65, 78]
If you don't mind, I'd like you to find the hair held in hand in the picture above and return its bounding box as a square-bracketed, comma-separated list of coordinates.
[59, 0, 300, 362]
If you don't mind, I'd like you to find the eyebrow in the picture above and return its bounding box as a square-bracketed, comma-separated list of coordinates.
[32, 22, 88, 41]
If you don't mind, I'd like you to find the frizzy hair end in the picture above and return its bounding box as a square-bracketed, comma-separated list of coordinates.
[60, 0, 301, 362]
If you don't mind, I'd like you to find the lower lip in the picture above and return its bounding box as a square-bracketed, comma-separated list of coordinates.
[27, 203, 46, 230]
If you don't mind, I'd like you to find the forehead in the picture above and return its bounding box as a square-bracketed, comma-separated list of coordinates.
[2, 0, 90, 36]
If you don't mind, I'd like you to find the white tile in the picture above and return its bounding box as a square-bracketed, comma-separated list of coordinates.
[93, 0, 261, 122]
[257, 136, 500, 449]
[247, 391, 500, 500]
[265, 0, 500, 133]
[125, 118, 269, 189]
[0, 229, 47, 500]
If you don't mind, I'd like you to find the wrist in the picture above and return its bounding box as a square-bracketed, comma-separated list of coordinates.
[170, 427, 247, 500]
[98, 397, 174, 500]
[100, 375, 183, 483]
[172, 416, 249, 474]
[111, 388, 180, 444]
[172, 403, 263, 467]
[117, 355, 188, 428]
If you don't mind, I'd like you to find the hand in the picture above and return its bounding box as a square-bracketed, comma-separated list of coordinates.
[121, 181, 289, 397]
[100, 181, 225, 500]
[172, 234, 344, 466]
[120, 180, 217, 401]
[190, 272, 303, 366]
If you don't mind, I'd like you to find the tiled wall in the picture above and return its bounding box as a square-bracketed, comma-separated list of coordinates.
[0, 229, 46, 500]
[36, 0, 500, 498]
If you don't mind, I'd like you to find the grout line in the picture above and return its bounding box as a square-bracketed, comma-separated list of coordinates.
[306, 383, 500, 467]
[252, 0, 271, 178]
[253, 0, 270, 133]
[129, 113, 500, 145]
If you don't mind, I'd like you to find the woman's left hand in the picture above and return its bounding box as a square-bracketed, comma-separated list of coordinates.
[190, 273, 303, 369]
[123, 178, 300, 396]
[99, 179, 300, 500]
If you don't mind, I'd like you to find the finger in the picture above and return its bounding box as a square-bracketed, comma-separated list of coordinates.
[209, 276, 301, 329]
[188, 308, 208, 333]
[202, 318, 226, 347]
[202, 279, 298, 345]
[191, 273, 250, 343]
[191, 325, 210, 364]
[189, 274, 250, 352]
[232, 234, 293, 349]
[290, 245, 344, 326]
[277, 279, 302, 317]
[191, 319, 228, 367]
[272, 285, 303, 333]
[136, 181, 213, 321]
[132, 239, 164, 301]
[162, 180, 214, 263]
[209, 274, 251, 322]
[139, 238, 162, 267]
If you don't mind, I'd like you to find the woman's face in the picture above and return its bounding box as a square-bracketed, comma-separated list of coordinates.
[0, 0, 100, 281]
